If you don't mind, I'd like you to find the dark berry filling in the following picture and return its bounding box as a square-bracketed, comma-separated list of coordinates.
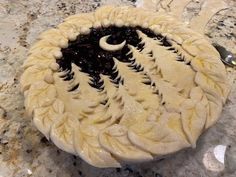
[58, 26, 171, 90]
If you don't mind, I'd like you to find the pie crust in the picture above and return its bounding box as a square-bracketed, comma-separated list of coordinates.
[21, 6, 230, 168]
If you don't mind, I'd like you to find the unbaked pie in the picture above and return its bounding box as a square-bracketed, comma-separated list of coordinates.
[21, 6, 230, 168]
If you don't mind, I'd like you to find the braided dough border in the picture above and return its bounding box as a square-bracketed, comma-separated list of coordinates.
[20, 6, 230, 168]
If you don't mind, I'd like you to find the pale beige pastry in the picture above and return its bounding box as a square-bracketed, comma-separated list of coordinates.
[21, 5, 230, 168]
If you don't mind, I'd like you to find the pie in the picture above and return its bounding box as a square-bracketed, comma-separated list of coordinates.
[20, 6, 230, 168]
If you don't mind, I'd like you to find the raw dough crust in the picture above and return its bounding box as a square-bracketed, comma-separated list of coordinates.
[21, 6, 230, 168]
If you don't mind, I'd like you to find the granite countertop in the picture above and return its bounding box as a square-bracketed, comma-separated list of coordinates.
[0, 0, 236, 177]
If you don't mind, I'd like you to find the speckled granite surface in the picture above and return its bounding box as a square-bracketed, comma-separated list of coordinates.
[0, 0, 236, 177]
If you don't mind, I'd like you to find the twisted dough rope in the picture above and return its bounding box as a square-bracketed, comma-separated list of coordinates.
[21, 6, 230, 168]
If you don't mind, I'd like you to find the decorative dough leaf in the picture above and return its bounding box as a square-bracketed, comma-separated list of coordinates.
[74, 124, 120, 168]
[171, 27, 203, 43]
[34, 99, 64, 138]
[30, 40, 57, 51]
[181, 99, 206, 147]
[165, 112, 189, 141]
[28, 45, 60, 57]
[182, 38, 219, 57]
[50, 112, 78, 154]
[125, 8, 144, 23]
[39, 29, 67, 42]
[195, 72, 227, 103]
[128, 121, 189, 155]
[52, 99, 65, 114]
[23, 53, 55, 69]
[99, 124, 153, 162]
[132, 9, 151, 24]
[191, 55, 225, 75]
[21, 64, 52, 91]
[58, 22, 78, 37]
[25, 81, 57, 115]
[108, 6, 132, 22]
[191, 56, 230, 102]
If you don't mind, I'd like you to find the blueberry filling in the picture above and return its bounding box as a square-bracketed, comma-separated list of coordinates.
[58, 26, 172, 90]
